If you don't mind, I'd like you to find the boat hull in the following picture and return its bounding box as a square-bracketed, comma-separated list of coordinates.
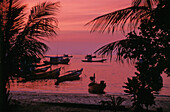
[20, 68, 61, 82]
[56, 68, 83, 84]
[88, 83, 106, 94]
[57, 74, 81, 82]
[33, 65, 51, 73]
[82, 59, 106, 62]
[44, 58, 70, 65]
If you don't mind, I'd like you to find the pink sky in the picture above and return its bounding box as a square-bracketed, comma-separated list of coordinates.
[23, 0, 131, 55]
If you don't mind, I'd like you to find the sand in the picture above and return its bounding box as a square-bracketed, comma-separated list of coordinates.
[9, 91, 170, 112]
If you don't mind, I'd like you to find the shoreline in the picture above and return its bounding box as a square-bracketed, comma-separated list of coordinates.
[10, 90, 170, 98]
[10, 91, 131, 105]
[10, 91, 170, 112]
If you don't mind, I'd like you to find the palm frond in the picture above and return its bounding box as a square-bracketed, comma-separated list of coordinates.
[11, 38, 48, 57]
[14, 1, 60, 57]
[29, 1, 59, 19]
[9, 5, 26, 37]
[94, 34, 146, 62]
[2, 0, 60, 60]
[86, 0, 164, 33]
[23, 39, 48, 56]
[132, 0, 160, 8]
[21, 1, 59, 40]
[86, 6, 150, 33]
[1, 0, 26, 58]
[94, 39, 128, 61]
[2, 0, 26, 38]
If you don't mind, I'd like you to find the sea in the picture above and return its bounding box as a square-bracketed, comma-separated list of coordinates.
[10, 55, 170, 96]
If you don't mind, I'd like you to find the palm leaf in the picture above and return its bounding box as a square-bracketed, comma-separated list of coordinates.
[116, 96, 126, 106]
[94, 33, 148, 62]
[86, 6, 151, 33]
[94, 39, 131, 61]
[20, 1, 59, 40]
[132, 0, 160, 8]
[1, 0, 26, 45]
[86, 0, 163, 33]
[14, 1, 59, 57]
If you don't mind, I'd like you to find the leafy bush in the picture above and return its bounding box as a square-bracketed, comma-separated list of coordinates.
[99, 95, 126, 111]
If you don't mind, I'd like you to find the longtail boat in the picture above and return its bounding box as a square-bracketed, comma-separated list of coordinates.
[20, 67, 61, 82]
[55, 68, 83, 84]
[88, 81, 106, 94]
[88, 73, 106, 94]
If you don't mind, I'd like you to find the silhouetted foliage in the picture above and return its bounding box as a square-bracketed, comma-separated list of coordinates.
[123, 76, 155, 110]
[87, 0, 170, 33]
[88, 0, 169, 111]
[97, 19, 168, 110]
[122, 19, 169, 110]
[99, 95, 126, 112]
[0, 0, 59, 111]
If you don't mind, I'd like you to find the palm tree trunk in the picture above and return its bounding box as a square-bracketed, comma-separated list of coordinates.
[0, 14, 7, 112]
[0, 0, 8, 111]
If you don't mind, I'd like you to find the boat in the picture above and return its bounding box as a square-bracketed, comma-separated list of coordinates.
[45, 54, 73, 58]
[82, 58, 106, 62]
[85, 54, 96, 59]
[33, 65, 51, 73]
[44, 56, 70, 65]
[88, 81, 106, 94]
[43, 58, 70, 65]
[20, 67, 61, 82]
[82, 54, 106, 62]
[18, 63, 51, 76]
[88, 73, 106, 94]
[63, 54, 73, 58]
[55, 68, 83, 84]
[33, 63, 50, 67]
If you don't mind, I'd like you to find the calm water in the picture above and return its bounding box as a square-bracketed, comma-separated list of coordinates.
[10, 55, 170, 95]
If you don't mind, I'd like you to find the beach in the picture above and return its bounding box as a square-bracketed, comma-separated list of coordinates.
[9, 91, 170, 112]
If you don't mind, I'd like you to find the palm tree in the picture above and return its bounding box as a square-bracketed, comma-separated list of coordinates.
[0, 0, 4, 111]
[0, 0, 59, 111]
[87, 0, 170, 66]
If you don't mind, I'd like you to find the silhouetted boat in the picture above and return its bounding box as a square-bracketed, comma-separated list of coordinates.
[63, 54, 73, 58]
[82, 55, 106, 62]
[33, 63, 50, 67]
[55, 68, 83, 84]
[45, 54, 73, 58]
[20, 67, 61, 82]
[85, 54, 96, 59]
[88, 73, 106, 94]
[33, 65, 51, 73]
[43, 59, 70, 65]
[82, 58, 106, 62]
[18, 63, 51, 76]
[44, 56, 70, 65]
[88, 81, 106, 94]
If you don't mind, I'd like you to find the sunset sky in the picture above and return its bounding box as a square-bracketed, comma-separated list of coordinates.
[24, 0, 131, 55]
